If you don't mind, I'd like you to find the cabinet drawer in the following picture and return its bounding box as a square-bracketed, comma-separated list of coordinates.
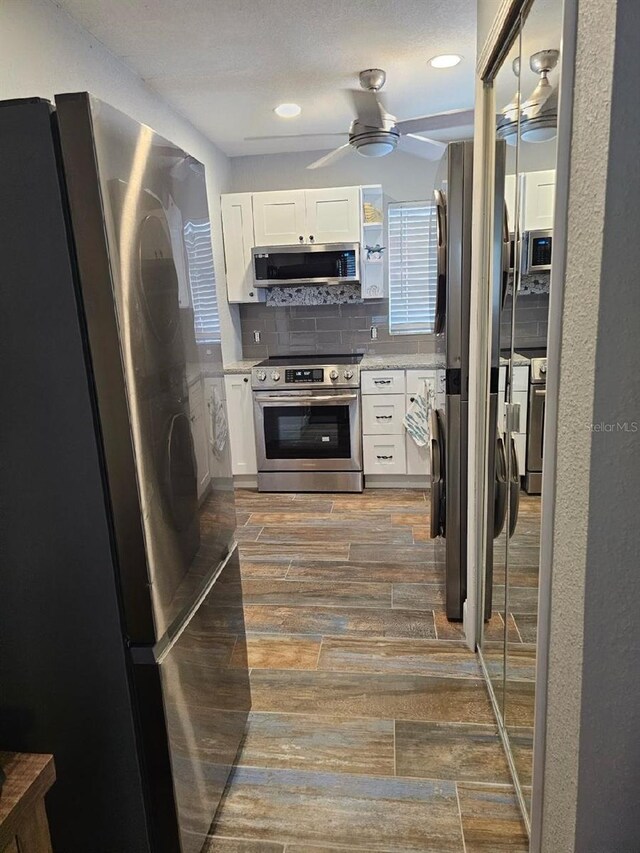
[362, 370, 406, 395]
[512, 365, 530, 391]
[363, 435, 406, 475]
[406, 433, 430, 477]
[362, 394, 405, 435]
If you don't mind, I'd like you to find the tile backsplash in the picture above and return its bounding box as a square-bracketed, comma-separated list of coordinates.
[239, 300, 441, 360]
[501, 291, 549, 351]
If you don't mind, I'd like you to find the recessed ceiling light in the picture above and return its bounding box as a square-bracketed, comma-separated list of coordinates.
[429, 54, 462, 69]
[274, 103, 302, 118]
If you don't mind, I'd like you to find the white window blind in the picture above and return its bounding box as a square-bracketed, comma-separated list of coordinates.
[388, 201, 438, 335]
[183, 219, 221, 344]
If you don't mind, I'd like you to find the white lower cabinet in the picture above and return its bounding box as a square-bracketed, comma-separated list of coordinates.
[363, 435, 406, 475]
[362, 368, 440, 483]
[223, 374, 257, 477]
[405, 432, 429, 477]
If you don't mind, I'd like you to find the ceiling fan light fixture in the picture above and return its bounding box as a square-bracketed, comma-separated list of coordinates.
[521, 124, 557, 143]
[429, 54, 462, 69]
[274, 103, 302, 118]
[356, 140, 396, 157]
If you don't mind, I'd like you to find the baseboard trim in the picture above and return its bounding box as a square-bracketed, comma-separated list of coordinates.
[365, 475, 430, 489]
[233, 474, 258, 489]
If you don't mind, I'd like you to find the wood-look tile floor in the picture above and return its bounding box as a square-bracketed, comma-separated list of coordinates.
[207, 489, 528, 852]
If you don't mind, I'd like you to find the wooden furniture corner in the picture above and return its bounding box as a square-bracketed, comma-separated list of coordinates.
[0, 753, 56, 853]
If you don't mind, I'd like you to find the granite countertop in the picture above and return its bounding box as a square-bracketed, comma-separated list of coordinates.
[223, 359, 261, 374]
[361, 353, 446, 370]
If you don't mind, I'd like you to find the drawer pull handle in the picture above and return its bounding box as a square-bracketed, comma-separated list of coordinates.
[376, 415, 393, 420]
[377, 454, 393, 460]
[374, 379, 392, 385]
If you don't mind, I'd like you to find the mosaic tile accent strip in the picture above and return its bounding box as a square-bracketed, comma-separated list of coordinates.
[265, 284, 363, 306]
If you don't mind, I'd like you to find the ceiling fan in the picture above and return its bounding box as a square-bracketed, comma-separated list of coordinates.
[497, 49, 559, 144]
[245, 69, 474, 169]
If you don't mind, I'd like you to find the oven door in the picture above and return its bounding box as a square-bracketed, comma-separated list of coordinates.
[254, 389, 362, 472]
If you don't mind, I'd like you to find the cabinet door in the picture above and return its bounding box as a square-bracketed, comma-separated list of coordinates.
[252, 190, 307, 247]
[221, 193, 258, 303]
[188, 380, 210, 497]
[523, 169, 556, 230]
[305, 187, 361, 244]
[406, 431, 430, 477]
[223, 375, 257, 476]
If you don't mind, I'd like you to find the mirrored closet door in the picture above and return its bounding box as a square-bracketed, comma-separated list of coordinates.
[478, 0, 563, 831]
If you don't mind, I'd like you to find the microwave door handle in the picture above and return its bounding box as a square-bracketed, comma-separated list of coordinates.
[257, 394, 358, 405]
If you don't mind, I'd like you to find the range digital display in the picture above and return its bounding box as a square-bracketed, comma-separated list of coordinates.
[285, 368, 324, 383]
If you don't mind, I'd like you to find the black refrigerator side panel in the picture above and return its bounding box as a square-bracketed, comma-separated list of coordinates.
[0, 99, 151, 852]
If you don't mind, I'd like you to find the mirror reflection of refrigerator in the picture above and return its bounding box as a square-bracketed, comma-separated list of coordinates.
[0, 94, 250, 853]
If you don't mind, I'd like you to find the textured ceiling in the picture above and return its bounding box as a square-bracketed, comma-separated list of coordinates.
[54, 0, 477, 156]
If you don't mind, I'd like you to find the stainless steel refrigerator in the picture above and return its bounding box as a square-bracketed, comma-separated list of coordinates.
[430, 141, 474, 620]
[429, 139, 513, 622]
[0, 94, 250, 853]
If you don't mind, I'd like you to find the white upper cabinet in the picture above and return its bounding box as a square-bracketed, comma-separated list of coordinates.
[252, 190, 307, 246]
[504, 170, 556, 231]
[305, 187, 361, 244]
[221, 184, 379, 302]
[221, 193, 258, 303]
[523, 169, 556, 230]
[252, 187, 361, 246]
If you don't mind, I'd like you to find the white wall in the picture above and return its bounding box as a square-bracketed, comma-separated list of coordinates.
[230, 148, 440, 203]
[1, 0, 241, 365]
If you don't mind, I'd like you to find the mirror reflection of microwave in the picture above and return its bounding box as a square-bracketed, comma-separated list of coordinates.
[523, 229, 553, 273]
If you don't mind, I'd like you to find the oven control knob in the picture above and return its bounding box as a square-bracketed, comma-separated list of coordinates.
[539, 363, 547, 375]
[270, 370, 281, 381]
[344, 369, 354, 380]
[329, 369, 339, 380]
[255, 370, 266, 382]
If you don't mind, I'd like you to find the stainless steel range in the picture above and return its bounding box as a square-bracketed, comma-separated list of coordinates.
[252, 355, 363, 492]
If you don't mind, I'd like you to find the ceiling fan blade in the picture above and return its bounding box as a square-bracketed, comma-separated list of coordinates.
[521, 80, 557, 118]
[396, 108, 475, 136]
[307, 144, 352, 170]
[244, 132, 347, 142]
[349, 89, 385, 127]
[400, 134, 447, 160]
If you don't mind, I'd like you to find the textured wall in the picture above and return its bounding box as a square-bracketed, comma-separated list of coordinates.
[572, 0, 640, 846]
[539, 1, 618, 849]
[1, 0, 241, 365]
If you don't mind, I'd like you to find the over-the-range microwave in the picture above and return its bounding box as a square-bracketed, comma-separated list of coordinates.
[252, 242, 360, 287]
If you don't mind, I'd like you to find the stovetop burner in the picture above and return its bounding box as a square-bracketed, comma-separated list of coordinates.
[256, 353, 363, 367]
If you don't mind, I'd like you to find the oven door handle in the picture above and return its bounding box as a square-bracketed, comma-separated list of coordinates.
[255, 393, 359, 405]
